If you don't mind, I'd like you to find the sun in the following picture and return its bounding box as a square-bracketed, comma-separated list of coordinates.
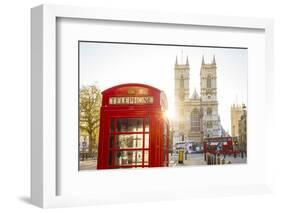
[164, 108, 175, 120]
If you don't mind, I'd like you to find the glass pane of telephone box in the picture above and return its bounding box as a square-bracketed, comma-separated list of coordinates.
[144, 134, 149, 148]
[116, 118, 143, 132]
[116, 134, 143, 149]
[144, 118, 149, 132]
[144, 150, 149, 165]
[115, 150, 143, 166]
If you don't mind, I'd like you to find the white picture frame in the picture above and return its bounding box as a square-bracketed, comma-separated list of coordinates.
[31, 4, 274, 208]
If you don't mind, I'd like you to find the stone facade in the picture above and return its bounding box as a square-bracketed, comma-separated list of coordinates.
[238, 105, 247, 155]
[174, 55, 222, 144]
[231, 104, 243, 137]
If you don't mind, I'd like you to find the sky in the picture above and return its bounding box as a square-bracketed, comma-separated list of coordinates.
[79, 42, 248, 133]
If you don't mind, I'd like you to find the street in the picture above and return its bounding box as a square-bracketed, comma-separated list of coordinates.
[170, 153, 247, 167]
[79, 153, 247, 170]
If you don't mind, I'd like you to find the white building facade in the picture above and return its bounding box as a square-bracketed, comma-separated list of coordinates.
[174, 55, 222, 145]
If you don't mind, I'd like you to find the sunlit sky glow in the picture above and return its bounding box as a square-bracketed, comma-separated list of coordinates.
[79, 42, 247, 132]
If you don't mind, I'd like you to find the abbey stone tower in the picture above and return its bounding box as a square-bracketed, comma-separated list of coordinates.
[174, 55, 222, 144]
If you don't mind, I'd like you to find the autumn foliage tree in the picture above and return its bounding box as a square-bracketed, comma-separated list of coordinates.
[80, 85, 102, 156]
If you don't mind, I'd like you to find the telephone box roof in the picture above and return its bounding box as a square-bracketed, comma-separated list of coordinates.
[102, 83, 161, 95]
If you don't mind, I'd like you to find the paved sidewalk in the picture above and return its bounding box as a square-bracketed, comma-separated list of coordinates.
[80, 159, 97, 170]
[172, 153, 247, 167]
[184, 154, 206, 166]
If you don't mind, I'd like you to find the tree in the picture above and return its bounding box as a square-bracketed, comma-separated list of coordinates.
[80, 85, 102, 156]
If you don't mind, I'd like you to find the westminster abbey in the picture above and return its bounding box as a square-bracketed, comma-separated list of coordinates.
[174, 55, 224, 144]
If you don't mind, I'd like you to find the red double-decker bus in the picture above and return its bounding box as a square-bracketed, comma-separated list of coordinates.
[203, 137, 240, 155]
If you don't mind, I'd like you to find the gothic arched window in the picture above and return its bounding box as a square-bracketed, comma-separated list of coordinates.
[191, 109, 200, 132]
[207, 75, 212, 88]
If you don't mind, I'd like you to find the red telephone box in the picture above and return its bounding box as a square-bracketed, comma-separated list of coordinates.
[97, 83, 170, 169]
